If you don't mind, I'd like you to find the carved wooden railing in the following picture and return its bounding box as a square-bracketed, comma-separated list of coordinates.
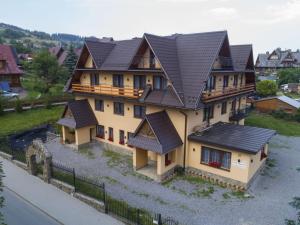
[202, 84, 255, 102]
[72, 84, 144, 98]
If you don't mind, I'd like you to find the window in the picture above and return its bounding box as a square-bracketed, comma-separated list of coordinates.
[260, 146, 267, 160]
[119, 130, 125, 145]
[96, 125, 105, 139]
[90, 73, 99, 85]
[203, 105, 214, 121]
[153, 76, 167, 90]
[233, 75, 238, 87]
[231, 99, 237, 111]
[113, 74, 124, 87]
[149, 51, 156, 68]
[127, 132, 134, 147]
[221, 102, 227, 115]
[114, 102, 124, 115]
[108, 127, 114, 141]
[165, 153, 172, 166]
[134, 75, 146, 89]
[223, 75, 229, 88]
[206, 76, 216, 91]
[240, 74, 243, 86]
[134, 105, 146, 118]
[95, 99, 104, 111]
[201, 147, 231, 170]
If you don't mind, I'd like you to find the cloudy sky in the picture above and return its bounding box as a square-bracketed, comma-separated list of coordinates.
[1, 0, 300, 56]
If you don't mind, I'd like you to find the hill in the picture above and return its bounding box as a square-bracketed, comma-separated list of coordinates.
[0, 22, 85, 54]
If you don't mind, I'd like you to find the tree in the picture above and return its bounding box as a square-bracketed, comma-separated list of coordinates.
[256, 80, 277, 97]
[278, 68, 300, 86]
[63, 45, 78, 76]
[30, 50, 68, 93]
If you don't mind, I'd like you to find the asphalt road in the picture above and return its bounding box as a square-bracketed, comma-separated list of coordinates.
[2, 187, 62, 225]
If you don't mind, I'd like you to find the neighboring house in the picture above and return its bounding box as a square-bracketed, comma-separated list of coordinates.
[255, 48, 300, 75]
[49, 46, 81, 65]
[254, 95, 300, 114]
[0, 44, 23, 87]
[280, 83, 300, 93]
[58, 31, 276, 189]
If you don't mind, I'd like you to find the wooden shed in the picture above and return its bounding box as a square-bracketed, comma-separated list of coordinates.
[254, 96, 300, 114]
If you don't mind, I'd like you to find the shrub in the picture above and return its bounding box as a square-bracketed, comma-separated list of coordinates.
[15, 99, 23, 113]
[0, 97, 4, 116]
[256, 80, 277, 97]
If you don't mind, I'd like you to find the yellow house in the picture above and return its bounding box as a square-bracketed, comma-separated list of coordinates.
[58, 31, 276, 189]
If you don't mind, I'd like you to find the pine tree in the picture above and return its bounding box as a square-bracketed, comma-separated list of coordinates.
[63, 45, 78, 77]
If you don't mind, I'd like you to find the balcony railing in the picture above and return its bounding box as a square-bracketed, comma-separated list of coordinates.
[72, 84, 144, 98]
[202, 84, 255, 102]
[130, 56, 160, 69]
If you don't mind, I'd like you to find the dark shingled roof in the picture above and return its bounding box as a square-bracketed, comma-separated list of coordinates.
[69, 31, 254, 109]
[230, 45, 253, 71]
[128, 111, 183, 154]
[57, 99, 98, 128]
[188, 122, 276, 154]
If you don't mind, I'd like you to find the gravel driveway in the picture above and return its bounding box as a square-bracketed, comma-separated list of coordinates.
[45, 135, 300, 225]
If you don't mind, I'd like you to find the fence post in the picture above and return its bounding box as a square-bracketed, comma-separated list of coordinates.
[158, 214, 162, 225]
[136, 209, 140, 225]
[72, 168, 76, 192]
[11, 148, 14, 160]
[103, 183, 108, 214]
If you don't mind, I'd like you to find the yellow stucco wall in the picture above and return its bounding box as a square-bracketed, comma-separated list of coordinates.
[133, 148, 148, 169]
[75, 126, 93, 145]
[187, 141, 268, 184]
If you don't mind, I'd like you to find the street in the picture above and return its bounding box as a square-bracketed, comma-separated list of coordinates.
[3, 187, 62, 225]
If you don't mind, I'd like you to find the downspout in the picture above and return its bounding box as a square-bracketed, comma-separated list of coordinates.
[179, 111, 188, 171]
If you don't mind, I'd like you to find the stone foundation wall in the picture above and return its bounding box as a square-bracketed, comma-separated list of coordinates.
[186, 167, 247, 190]
[99, 141, 132, 156]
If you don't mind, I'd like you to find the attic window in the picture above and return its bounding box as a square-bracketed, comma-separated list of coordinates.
[0, 60, 6, 69]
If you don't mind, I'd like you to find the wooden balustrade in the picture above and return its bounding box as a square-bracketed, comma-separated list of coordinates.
[72, 84, 144, 98]
[202, 84, 255, 102]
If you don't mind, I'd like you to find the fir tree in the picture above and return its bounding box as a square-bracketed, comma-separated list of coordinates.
[63, 45, 78, 77]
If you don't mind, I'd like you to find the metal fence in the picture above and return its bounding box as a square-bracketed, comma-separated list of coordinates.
[50, 161, 182, 225]
[0, 136, 26, 163]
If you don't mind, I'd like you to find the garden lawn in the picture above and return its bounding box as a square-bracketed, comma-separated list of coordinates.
[0, 106, 64, 136]
[245, 111, 300, 136]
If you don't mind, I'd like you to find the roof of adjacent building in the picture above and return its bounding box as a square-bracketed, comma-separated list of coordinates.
[49, 46, 81, 66]
[188, 122, 276, 154]
[57, 99, 98, 128]
[70, 31, 254, 109]
[256, 48, 300, 68]
[255, 95, 300, 109]
[0, 44, 23, 75]
[128, 111, 183, 154]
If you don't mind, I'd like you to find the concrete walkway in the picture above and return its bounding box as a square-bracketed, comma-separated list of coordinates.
[1, 157, 123, 225]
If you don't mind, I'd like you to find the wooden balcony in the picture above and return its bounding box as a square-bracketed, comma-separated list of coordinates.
[72, 84, 144, 99]
[202, 84, 255, 103]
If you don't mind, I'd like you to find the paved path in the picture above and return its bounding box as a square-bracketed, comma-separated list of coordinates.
[4, 102, 67, 113]
[1, 157, 123, 225]
[3, 187, 61, 225]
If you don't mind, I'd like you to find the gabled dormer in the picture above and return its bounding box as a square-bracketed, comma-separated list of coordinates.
[129, 39, 162, 70]
[212, 35, 233, 70]
[268, 49, 280, 60]
[75, 44, 97, 69]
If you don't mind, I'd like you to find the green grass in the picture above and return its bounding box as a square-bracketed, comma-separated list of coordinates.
[78, 146, 95, 159]
[245, 111, 300, 136]
[0, 106, 64, 136]
[194, 186, 214, 198]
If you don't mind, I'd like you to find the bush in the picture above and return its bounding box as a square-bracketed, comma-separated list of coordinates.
[0, 97, 4, 116]
[256, 80, 277, 97]
[15, 99, 23, 113]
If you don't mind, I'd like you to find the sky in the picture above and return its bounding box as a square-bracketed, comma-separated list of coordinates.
[1, 0, 300, 57]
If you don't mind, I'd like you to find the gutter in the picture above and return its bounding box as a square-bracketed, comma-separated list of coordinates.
[179, 111, 188, 171]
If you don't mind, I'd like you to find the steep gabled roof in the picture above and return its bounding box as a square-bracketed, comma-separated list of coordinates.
[70, 31, 249, 109]
[100, 38, 142, 70]
[0, 44, 23, 75]
[85, 40, 116, 68]
[230, 45, 253, 71]
[57, 99, 98, 128]
[128, 111, 183, 154]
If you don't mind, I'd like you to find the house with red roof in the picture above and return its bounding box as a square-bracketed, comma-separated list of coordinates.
[0, 44, 23, 87]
